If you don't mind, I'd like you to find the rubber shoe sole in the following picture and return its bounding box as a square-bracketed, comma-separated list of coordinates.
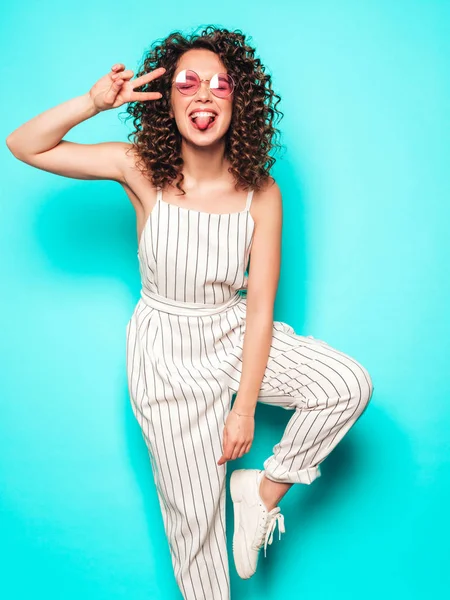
[230, 469, 260, 579]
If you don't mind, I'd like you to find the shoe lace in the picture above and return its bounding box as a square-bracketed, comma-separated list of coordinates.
[255, 507, 286, 558]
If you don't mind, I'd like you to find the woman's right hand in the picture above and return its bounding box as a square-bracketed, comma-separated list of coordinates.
[89, 64, 166, 112]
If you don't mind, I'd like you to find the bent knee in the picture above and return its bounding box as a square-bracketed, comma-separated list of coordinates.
[346, 361, 374, 414]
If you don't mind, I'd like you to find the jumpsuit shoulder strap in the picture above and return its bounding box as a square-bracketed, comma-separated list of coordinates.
[245, 189, 254, 212]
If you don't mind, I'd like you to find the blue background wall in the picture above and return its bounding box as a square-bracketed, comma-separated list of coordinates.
[1, 1, 449, 598]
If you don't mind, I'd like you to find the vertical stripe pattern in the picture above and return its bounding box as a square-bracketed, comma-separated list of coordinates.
[126, 188, 374, 599]
[221, 312, 374, 485]
[137, 187, 254, 305]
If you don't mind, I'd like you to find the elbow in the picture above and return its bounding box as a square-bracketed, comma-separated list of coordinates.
[6, 136, 25, 160]
[6, 135, 18, 156]
[246, 303, 274, 324]
[246, 294, 275, 321]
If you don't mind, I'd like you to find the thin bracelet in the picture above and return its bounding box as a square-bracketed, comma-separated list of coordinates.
[232, 409, 254, 418]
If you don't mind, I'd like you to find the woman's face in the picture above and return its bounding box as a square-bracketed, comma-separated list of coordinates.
[169, 49, 234, 148]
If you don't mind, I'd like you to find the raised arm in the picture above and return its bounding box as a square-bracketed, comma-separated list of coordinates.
[5, 63, 166, 183]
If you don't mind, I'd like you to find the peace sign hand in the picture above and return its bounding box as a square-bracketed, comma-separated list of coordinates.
[89, 63, 166, 112]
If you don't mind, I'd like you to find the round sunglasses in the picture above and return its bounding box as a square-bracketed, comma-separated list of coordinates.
[172, 69, 235, 98]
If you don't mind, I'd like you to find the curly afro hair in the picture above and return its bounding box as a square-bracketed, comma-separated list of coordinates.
[122, 25, 284, 195]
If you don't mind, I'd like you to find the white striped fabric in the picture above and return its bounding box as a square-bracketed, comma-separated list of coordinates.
[126, 187, 374, 599]
[137, 187, 255, 304]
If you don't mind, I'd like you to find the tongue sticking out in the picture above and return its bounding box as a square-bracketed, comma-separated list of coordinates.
[193, 115, 214, 130]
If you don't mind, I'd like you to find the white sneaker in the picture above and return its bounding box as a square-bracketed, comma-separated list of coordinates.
[230, 468, 286, 579]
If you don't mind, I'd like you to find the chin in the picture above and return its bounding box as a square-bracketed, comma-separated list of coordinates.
[183, 129, 228, 148]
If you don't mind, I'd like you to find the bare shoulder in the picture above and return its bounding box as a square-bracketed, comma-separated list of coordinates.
[251, 177, 282, 227]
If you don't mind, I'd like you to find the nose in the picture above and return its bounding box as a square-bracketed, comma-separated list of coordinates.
[195, 80, 213, 102]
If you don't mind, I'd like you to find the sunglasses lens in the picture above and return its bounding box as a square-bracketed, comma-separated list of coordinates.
[174, 70, 235, 97]
[210, 73, 234, 97]
[174, 69, 199, 95]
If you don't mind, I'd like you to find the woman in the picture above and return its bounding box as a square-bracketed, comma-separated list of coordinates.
[6, 25, 374, 600]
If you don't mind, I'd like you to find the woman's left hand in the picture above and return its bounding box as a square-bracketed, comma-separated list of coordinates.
[217, 410, 255, 465]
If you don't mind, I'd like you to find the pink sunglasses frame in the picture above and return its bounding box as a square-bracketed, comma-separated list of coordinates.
[171, 69, 236, 98]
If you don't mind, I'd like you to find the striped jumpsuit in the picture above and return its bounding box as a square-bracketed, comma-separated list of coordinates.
[126, 187, 374, 600]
